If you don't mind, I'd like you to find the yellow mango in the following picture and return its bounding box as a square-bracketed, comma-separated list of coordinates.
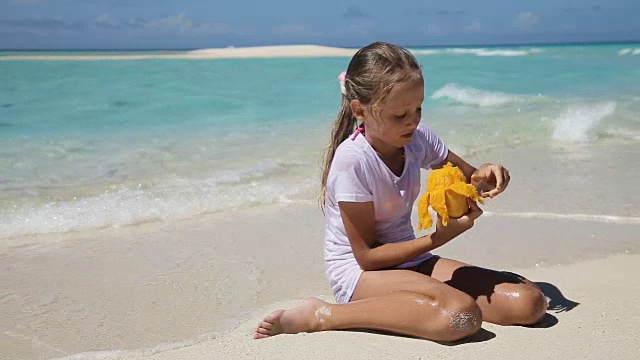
[417, 162, 483, 230]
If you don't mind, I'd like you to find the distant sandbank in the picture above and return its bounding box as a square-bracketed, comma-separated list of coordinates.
[0, 45, 357, 61]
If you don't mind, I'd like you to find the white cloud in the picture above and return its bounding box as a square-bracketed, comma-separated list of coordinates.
[349, 22, 373, 33]
[341, 6, 370, 19]
[92, 13, 232, 34]
[514, 11, 539, 31]
[271, 24, 307, 35]
[423, 24, 444, 35]
[465, 19, 486, 32]
[146, 14, 196, 32]
[0, 16, 84, 31]
[94, 13, 119, 29]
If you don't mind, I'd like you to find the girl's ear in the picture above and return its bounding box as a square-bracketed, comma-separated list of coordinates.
[350, 99, 366, 121]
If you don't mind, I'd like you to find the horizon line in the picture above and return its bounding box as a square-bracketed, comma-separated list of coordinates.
[1, 39, 639, 52]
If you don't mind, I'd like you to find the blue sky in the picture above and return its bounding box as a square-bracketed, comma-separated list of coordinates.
[1, 0, 639, 49]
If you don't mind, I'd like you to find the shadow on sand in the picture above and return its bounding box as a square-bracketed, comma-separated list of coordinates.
[344, 270, 580, 345]
[346, 327, 497, 345]
[501, 271, 580, 312]
[500, 271, 580, 330]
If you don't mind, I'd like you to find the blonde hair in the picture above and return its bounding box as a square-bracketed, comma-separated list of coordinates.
[319, 41, 423, 210]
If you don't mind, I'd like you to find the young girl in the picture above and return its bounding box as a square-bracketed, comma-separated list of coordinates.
[255, 42, 547, 342]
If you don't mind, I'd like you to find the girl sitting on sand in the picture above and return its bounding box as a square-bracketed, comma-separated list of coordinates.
[255, 41, 547, 342]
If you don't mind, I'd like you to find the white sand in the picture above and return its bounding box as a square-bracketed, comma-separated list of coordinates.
[2, 201, 639, 360]
[125, 255, 640, 360]
[13, 252, 635, 360]
[187, 45, 357, 58]
[0, 45, 357, 61]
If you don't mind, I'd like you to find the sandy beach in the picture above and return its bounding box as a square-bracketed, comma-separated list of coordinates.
[0, 45, 357, 61]
[2, 143, 639, 360]
[95, 254, 640, 360]
[2, 205, 639, 360]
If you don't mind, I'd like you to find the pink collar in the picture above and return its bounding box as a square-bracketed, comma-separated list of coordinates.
[351, 123, 365, 140]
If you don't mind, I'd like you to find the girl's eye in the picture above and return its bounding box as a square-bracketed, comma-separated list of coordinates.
[394, 107, 421, 120]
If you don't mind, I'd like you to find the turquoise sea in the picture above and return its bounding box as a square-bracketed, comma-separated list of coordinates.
[1, 43, 639, 240]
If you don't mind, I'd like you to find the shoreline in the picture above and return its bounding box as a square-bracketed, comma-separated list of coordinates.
[0, 45, 357, 61]
[2, 140, 639, 243]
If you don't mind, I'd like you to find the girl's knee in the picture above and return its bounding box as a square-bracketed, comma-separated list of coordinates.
[441, 295, 482, 340]
[417, 292, 482, 341]
[510, 283, 548, 325]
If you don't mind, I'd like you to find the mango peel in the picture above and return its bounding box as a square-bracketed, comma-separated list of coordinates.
[417, 162, 483, 230]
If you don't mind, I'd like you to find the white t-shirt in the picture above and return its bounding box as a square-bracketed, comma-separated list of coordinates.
[323, 122, 449, 303]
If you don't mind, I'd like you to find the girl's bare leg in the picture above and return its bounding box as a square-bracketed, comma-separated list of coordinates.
[255, 269, 482, 342]
[418, 257, 548, 326]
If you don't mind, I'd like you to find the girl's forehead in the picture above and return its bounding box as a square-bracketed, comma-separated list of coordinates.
[385, 80, 424, 108]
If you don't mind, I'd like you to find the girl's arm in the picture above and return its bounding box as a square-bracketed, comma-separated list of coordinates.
[433, 150, 477, 182]
[434, 150, 511, 199]
[339, 200, 481, 271]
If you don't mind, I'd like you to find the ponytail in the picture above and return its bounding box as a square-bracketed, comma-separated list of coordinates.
[319, 96, 356, 210]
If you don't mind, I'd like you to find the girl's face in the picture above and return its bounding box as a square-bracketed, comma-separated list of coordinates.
[360, 77, 425, 151]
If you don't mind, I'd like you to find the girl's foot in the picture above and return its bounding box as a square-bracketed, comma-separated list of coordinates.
[254, 297, 330, 339]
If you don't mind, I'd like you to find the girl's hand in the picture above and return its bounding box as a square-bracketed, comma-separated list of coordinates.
[431, 199, 483, 247]
[471, 163, 510, 198]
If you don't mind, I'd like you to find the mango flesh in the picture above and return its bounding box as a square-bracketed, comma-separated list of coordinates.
[445, 190, 470, 219]
[417, 162, 483, 230]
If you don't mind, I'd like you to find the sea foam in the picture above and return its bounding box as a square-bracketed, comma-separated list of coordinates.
[618, 48, 640, 56]
[446, 48, 541, 57]
[552, 102, 616, 142]
[0, 160, 313, 239]
[431, 83, 533, 107]
[411, 48, 541, 57]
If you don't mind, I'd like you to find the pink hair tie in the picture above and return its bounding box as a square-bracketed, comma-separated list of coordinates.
[338, 71, 347, 95]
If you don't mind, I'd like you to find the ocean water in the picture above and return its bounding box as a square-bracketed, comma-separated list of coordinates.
[1, 43, 639, 240]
